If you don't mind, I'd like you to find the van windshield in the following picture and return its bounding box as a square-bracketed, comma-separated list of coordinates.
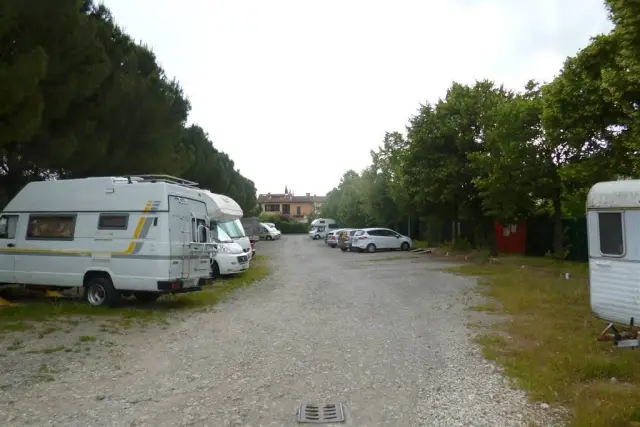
[215, 219, 245, 238]
[211, 224, 234, 243]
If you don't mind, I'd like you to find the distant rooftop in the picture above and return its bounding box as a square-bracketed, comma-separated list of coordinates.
[258, 192, 326, 203]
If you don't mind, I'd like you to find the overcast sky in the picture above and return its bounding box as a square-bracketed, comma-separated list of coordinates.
[102, 0, 612, 197]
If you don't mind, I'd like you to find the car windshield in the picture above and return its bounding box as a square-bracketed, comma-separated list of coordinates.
[211, 224, 233, 243]
[215, 219, 245, 238]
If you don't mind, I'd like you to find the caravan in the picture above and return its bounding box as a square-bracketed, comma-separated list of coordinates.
[587, 180, 640, 348]
[0, 175, 217, 307]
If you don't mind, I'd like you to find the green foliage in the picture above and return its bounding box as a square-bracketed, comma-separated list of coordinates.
[257, 213, 307, 234]
[0, 0, 257, 213]
[323, 9, 639, 257]
[276, 221, 308, 234]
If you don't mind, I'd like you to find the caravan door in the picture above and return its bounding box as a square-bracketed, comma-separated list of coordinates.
[169, 196, 192, 279]
[0, 215, 18, 283]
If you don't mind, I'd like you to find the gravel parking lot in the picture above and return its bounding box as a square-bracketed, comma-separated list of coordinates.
[0, 235, 559, 427]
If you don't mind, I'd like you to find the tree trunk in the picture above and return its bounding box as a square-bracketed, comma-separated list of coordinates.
[451, 219, 458, 244]
[486, 218, 498, 257]
[552, 194, 564, 259]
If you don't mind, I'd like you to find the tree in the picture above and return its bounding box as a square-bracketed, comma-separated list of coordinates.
[0, 1, 258, 212]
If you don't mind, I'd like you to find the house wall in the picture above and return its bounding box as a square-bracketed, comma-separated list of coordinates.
[261, 202, 314, 217]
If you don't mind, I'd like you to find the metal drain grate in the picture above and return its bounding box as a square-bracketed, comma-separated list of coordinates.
[297, 403, 345, 423]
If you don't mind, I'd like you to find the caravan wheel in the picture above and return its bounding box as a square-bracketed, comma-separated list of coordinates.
[85, 276, 121, 308]
[211, 261, 220, 279]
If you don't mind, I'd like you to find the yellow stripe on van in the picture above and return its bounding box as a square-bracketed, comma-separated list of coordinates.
[0, 200, 155, 256]
[113, 200, 154, 255]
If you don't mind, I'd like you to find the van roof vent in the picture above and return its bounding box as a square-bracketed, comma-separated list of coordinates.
[123, 174, 199, 188]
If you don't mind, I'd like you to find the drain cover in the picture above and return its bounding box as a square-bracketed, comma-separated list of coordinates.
[297, 403, 345, 423]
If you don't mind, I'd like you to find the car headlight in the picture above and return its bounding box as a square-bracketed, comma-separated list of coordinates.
[217, 244, 232, 253]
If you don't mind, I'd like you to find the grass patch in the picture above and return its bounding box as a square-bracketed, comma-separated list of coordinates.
[162, 258, 270, 309]
[0, 255, 270, 327]
[449, 256, 640, 427]
[78, 335, 97, 342]
[0, 321, 34, 334]
[26, 345, 65, 354]
[6, 339, 24, 351]
[468, 303, 500, 313]
[413, 240, 430, 249]
[366, 255, 416, 262]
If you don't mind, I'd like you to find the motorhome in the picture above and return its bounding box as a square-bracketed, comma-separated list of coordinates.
[203, 191, 252, 256]
[310, 218, 336, 228]
[201, 191, 251, 277]
[587, 180, 640, 335]
[0, 175, 217, 307]
[309, 218, 338, 240]
[260, 223, 280, 240]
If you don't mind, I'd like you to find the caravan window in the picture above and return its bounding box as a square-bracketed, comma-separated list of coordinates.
[598, 212, 624, 256]
[0, 215, 18, 239]
[98, 214, 129, 230]
[26, 215, 76, 240]
[191, 218, 207, 243]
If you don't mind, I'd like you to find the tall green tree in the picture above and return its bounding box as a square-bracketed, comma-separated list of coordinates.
[0, 0, 258, 211]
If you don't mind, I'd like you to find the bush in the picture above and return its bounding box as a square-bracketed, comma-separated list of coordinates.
[277, 221, 308, 234]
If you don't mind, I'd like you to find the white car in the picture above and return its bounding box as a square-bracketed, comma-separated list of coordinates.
[350, 228, 413, 253]
[211, 225, 250, 277]
[260, 223, 281, 240]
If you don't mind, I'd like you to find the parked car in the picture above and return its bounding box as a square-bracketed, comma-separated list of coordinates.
[263, 222, 278, 231]
[326, 230, 343, 248]
[337, 229, 358, 251]
[350, 228, 413, 253]
[260, 223, 281, 240]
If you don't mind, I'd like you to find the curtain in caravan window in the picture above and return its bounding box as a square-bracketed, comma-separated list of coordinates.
[598, 212, 624, 256]
[27, 215, 76, 239]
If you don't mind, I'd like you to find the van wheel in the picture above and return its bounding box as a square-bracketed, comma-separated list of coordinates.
[366, 243, 376, 253]
[340, 247, 348, 252]
[85, 277, 120, 308]
[401, 242, 410, 251]
[134, 292, 160, 303]
[313, 235, 320, 240]
[266, 235, 273, 241]
[211, 261, 220, 279]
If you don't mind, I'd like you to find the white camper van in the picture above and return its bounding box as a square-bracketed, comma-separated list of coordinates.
[0, 175, 217, 307]
[201, 191, 251, 276]
[309, 218, 338, 240]
[587, 180, 640, 336]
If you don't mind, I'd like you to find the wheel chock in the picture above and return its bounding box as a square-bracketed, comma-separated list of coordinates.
[45, 290, 64, 298]
[0, 296, 15, 307]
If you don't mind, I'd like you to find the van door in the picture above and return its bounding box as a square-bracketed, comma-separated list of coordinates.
[169, 196, 191, 279]
[0, 215, 19, 283]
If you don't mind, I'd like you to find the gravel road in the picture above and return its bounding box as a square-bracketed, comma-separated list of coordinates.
[0, 235, 560, 427]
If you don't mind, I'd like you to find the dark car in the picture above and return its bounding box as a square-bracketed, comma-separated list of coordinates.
[337, 229, 357, 251]
[240, 217, 260, 256]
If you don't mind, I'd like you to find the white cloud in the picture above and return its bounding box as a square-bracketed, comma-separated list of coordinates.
[101, 0, 613, 196]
